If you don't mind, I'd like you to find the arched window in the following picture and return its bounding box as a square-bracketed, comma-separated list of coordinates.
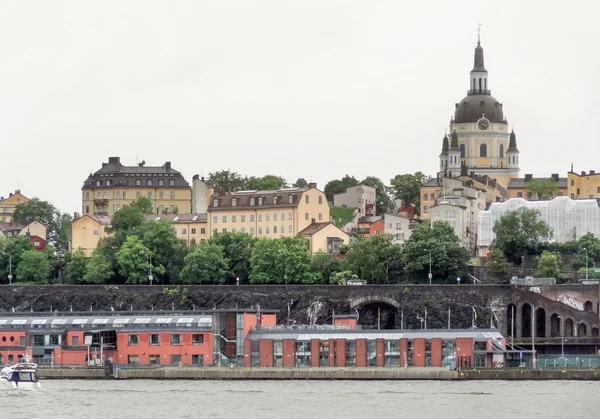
[499, 144, 504, 158]
[158, 179, 164, 186]
[232, 198, 237, 207]
[250, 197, 255, 206]
[169, 179, 175, 186]
[480, 143, 487, 158]
[136, 179, 141, 186]
[147, 179, 153, 186]
[479, 78, 482, 92]
[288, 195, 293, 204]
[459, 144, 466, 158]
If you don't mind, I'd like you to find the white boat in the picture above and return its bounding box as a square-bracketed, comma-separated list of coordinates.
[0, 356, 41, 390]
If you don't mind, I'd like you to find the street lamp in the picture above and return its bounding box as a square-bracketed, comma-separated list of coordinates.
[148, 254, 153, 286]
[557, 315, 564, 357]
[2, 252, 12, 285]
[427, 249, 432, 285]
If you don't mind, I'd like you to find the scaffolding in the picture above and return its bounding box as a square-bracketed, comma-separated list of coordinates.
[477, 197, 600, 252]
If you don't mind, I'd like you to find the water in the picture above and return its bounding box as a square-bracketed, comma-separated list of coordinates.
[2, 379, 599, 418]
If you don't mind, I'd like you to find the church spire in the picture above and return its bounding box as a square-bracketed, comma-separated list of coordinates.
[469, 24, 489, 94]
[507, 129, 519, 152]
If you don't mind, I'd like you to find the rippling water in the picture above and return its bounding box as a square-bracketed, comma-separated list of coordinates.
[2, 379, 598, 418]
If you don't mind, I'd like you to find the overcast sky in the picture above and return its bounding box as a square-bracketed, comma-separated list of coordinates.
[1, 1, 598, 214]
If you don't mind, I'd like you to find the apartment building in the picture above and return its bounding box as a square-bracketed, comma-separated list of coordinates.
[70, 215, 112, 256]
[147, 213, 209, 245]
[81, 157, 192, 217]
[567, 169, 600, 200]
[333, 184, 376, 217]
[383, 213, 415, 245]
[506, 173, 567, 199]
[0, 191, 29, 223]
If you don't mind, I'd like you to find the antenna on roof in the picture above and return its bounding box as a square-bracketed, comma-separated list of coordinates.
[135, 154, 139, 165]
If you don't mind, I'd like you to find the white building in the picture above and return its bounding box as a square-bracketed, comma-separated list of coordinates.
[191, 175, 211, 214]
[477, 197, 600, 255]
[332, 184, 376, 231]
[383, 213, 414, 245]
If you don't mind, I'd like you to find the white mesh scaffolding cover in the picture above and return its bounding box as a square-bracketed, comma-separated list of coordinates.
[477, 197, 600, 248]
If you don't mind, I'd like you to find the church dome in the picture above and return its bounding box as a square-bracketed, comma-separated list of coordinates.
[454, 94, 504, 123]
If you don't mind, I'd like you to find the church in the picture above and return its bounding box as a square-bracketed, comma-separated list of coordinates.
[438, 33, 520, 188]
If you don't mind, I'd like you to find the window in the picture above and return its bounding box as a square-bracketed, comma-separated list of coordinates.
[136, 192, 141, 199]
[103, 192, 108, 199]
[266, 214, 270, 221]
[258, 214, 262, 222]
[273, 213, 277, 221]
[571, 180, 575, 186]
[159, 192, 164, 200]
[72, 336, 79, 346]
[241, 215, 246, 222]
[148, 192, 153, 199]
[460, 144, 466, 158]
[258, 227, 262, 234]
[250, 227, 255, 234]
[182, 228, 187, 234]
[597, 186, 600, 193]
[266, 226, 270, 234]
[213, 199, 219, 207]
[169, 179, 175, 186]
[158, 179, 164, 186]
[517, 192, 523, 198]
[192, 354, 204, 366]
[93, 230, 99, 235]
[480, 143, 487, 157]
[127, 355, 139, 365]
[396, 223, 402, 229]
[232, 198, 237, 207]
[241, 227, 246, 233]
[192, 334, 204, 345]
[305, 213, 309, 220]
[288, 212, 292, 220]
[273, 226, 277, 233]
[106, 180, 111, 186]
[170, 334, 182, 345]
[288, 195, 293, 204]
[200, 228, 205, 234]
[375, 230, 380, 235]
[149, 354, 160, 365]
[446, 210, 455, 217]
[123, 191, 127, 199]
[258, 197, 263, 205]
[170, 192, 175, 200]
[424, 193, 428, 201]
[136, 179, 141, 186]
[288, 225, 292, 233]
[232, 228, 237, 233]
[97, 192, 102, 199]
[213, 216, 218, 223]
[159, 205, 164, 213]
[318, 213, 323, 221]
[149, 334, 160, 345]
[250, 215, 255, 222]
[499, 144, 504, 158]
[96, 180, 102, 186]
[423, 206, 429, 213]
[318, 196, 323, 205]
[128, 334, 139, 346]
[250, 198, 255, 206]
[170, 354, 182, 365]
[222, 216, 227, 223]
[222, 228, 227, 232]
[147, 179, 153, 186]
[281, 212, 284, 220]
[191, 228, 196, 234]
[274, 196, 278, 204]
[305, 195, 309, 204]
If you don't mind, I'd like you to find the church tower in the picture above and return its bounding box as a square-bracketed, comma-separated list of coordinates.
[439, 134, 449, 172]
[448, 130, 461, 176]
[506, 129, 520, 170]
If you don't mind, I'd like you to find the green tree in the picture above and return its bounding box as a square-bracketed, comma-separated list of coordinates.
[130, 196, 154, 215]
[329, 270, 359, 285]
[310, 252, 342, 283]
[66, 249, 89, 284]
[12, 198, 72, 251]
[208, 232, 255, 283]
[15, 250, 51, 283]
[139, 219, 186, 283]
[293, 178, 308, 188]
[83, 239, 114, 284]
[246, 175, 288, 190]
[485, 249, 513, 281]
[492, 207, 553, 264]
[389, 172, 431, 215]
[402, 221, 469, 282]
[329, 206, 356, 228]
[206, 170, 247, 192]
[344, 234, 404, 283]
[249, 236, 315, 284]
[180, 243, 229, 284]
[0, 235, 35, 281]
[360, 176, 394, 215]
[323, 175, 359, 202]
[524, 178, 559, 200]
[537, 250, 563, 280]
[108, 204, 145, 238]
[571, 233, 600, 270]
[117, 236, 152, 284]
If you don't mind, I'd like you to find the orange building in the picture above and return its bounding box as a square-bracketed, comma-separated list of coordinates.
[354, 216, 384, 238]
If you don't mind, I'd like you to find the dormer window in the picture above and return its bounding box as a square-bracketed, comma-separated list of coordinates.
[106, 180, 111, 186]
[147, 179, 153, 186]
[258, 197, 263, 205]
[213, 199, 219, 207]
[96, 180, 102, 186]
[169, 179, 175, 186]
[158, 179, 164, 186]
[136, 179, 141, 186]
[232, 198, 237, 207]
[250, 198, 255, 206]
[288, 195, 293, 204]
[274, 196, 278, 204]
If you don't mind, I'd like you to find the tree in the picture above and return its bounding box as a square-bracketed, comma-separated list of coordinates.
[117, 236, 152, 284]
[360, 176, 394, 215]
[0, 235, 35, 281]
[571, 233, 600, 270]
[139, 219, 186, 283]
[83, 239, 114, 284]
[180, 243, 229, 284]
[537, 250, 563, 280]
[389, 172, 431, 215]
[15, 250, 51, 283]
[108, 204, 145, 238]
[293, 178, 308, 188]
[249, 237, 315, 284]
[492, 208, 552, 264]
[402, 221, 469, 283]
[206, 170, 247, 192]
[66, 249, 89, 284]
[323, 175, 360, 202]
[485, 249, 513, 281]
[524, 178, 559, 200]
[246, 175, 288, 190]
[344, 234, 404, 283]
[130, 196, 154, 215]
[12, 198, 72, 251]
[208, 232, 255, 283]
[329, 206, 356, 228]
[329, 270, 359, 285]
[310, 252, 342, 283]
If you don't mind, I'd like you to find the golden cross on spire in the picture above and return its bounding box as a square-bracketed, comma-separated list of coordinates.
[477, 23, 483, 45]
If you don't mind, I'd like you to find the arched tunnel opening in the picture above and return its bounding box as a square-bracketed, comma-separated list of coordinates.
[355, 302, 398, 330]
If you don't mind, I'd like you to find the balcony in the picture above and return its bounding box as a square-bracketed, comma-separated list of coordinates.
[94, 199, 108, 206]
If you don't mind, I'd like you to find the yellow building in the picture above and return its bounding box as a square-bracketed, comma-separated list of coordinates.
[70, 215, 111, 256]
[207, 183, 330, 238]
[568, 169, 600, 199]
[0, 191, 29, 223]
[0, 221, 47, 240]
[81, 157, 192, 217]
[147, 214, 209, 245]
[506, 173, 567, 199]
[298, 221, 350, 255]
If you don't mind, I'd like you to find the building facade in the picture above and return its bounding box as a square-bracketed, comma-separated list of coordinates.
[191, 175, 213, 214]
[477, 197, 600, 255]
[383, 213, 414, 245]
[354, 216, 384, 238]
[0, 191, 29, 223]
[568, 169, 600, 200]
[147, 213, 209, 246]
[81, 157, 192, 217]
[70, 215, 111, 256]
[298, 221, 349, 255]
[507, 173, 567, 199]
[437, 36, 520, 189]
[332, 184, 376, 231]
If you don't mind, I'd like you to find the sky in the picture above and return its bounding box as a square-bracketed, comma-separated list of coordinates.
[1, 0, 599, 215]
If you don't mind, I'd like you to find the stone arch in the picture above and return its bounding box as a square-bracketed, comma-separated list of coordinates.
[564, 318, 574, 337]
[584, 301, 593, 313]
[521, 303, 532, 338]
[506, 304, 517, 339]
[535, 307, 546, 338]
[349, 296, 400, 309]
[550, 313, 561, 337]
[577, 322, 588, 337]
[592, 327, 599, 337]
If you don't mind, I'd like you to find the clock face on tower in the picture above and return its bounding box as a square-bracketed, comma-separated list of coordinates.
[478, 118, 490, 130]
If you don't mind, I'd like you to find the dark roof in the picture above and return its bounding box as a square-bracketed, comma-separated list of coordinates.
[472, 42, 486, 72]
[507, 177, 568, 189]
[454, 94, 505, 123]
[358, 216, 382, 224]
[298, 222, 347, 238]
[208, 187, 313, 211]
[145, 213, 208, 224]
[0, 222, 26, 232]
[440, 134, 449, 154]
[83, 157, 190, 189]
[507, 130, 519, 152]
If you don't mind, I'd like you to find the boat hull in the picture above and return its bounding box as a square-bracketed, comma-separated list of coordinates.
[0, 378, 42, 390]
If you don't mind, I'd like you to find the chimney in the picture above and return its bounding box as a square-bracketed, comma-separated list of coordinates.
[9, 192, 13, 197]
[524, 174, 533, 182]
[551, 173, 559, 181]
[308, 182, 317, 189]
[73, 212, 80, 220]
[0, 196, 3, 200]
[581, 171, 586, 176]
[311, 218, 316, 224]
[108, 157, 120, 164]
[102, 163, 107, 168]
[590, 170, 596, 175]
[165, 162, 172, 171]
[192, 174, 199, 181]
